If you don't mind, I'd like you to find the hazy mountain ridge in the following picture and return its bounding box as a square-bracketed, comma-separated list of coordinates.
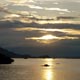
[0, 47, 21, 58]
[5, 46, 80, 58]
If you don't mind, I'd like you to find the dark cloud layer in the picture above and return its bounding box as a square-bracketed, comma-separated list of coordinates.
[56, 16, 78, 20]
[0, 20, 80, 29]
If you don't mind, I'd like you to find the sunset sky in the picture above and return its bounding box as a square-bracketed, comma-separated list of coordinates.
[0, 0, 80, 56]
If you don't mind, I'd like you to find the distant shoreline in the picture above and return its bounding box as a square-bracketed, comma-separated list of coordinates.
[13, 57, 80, 59]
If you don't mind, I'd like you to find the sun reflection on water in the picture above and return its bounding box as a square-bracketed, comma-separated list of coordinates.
[44, 69, 53, 80]
[44, 59, 53, 65]
[42, 59, 54, 80]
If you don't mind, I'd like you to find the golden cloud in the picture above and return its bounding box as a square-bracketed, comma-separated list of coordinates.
[6, 0, 34, 4]
[13, 27, 80, 36]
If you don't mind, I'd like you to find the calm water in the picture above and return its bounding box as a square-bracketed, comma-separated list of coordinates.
[0, 58, 80, 80]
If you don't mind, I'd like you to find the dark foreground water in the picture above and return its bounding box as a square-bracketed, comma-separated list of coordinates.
[0, 58, 80, 80]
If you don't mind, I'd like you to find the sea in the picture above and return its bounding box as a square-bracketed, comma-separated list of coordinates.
[0, 58, 80, 80]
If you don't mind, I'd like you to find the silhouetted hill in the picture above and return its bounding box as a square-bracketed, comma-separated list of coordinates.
[0, 47, 22, 58]
[0, 53, 14, 64]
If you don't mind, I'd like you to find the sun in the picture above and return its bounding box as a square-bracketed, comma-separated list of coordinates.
[36, 35, 58, 44]
[39, 35, 58, 40]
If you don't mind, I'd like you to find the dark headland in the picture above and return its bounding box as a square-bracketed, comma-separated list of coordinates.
[0, 47, 14, 64]
[0, 53, 14, 64]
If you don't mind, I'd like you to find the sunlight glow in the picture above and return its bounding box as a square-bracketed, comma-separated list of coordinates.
[25, 35, 78, 40]
[25, 34, 58, 44]
[44, 59, 53, 65]
[25, 35, 58, 40]
[5, 14, 20, 18]
[35, 20, 65, 24]
[36, 35, 58, 40]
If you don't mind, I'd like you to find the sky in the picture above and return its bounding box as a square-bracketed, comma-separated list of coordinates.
[0, 0, 80, 57]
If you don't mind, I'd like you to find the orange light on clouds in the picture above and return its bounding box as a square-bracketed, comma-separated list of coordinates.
[25, 34, 79, 44]
[25, 34, 59, 44]
[13, 27, 80, 35]
[25, 34, 58, 40]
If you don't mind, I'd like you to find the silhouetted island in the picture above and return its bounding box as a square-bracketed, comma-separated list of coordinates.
[42, 64, 50, 67]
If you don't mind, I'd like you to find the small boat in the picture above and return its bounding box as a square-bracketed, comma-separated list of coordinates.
[43, 64, 50, 67]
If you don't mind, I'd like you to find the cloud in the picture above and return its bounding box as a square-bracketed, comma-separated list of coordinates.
[53, 2, 59, 5]
[4, 14, 20, 18]
[74, 0, 80, 3]
[6, 0, 35, 4]
[0, 5, 10, 14]
[0, 19, 80, 29]
[45, 8, 70, 12]
[25, 34, 59, 44]
[12, 27, 80, 45]
[25, 35, 79, 40]
[27, 5, 43, 9]
[25, 35, 79, 44]
[13, 3, 70, 13]
[1, 12, 79, 25]
[27, 4, 70, 12]
[13, 27, 80, 41]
